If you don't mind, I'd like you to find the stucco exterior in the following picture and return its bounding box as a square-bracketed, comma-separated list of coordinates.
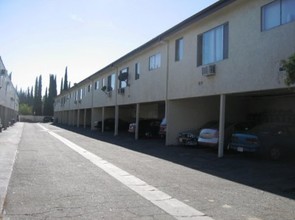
[0, 57, 19, 129]
[54, 0, 295, 151]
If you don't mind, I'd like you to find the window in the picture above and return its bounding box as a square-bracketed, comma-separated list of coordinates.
[262, 0, 295, 31]
[197, 23, 229, 66]
[119, 68, 128, 88]
[94, 80, 100, 90]
[79, 88, 83, 100]
[107, 73, 116, 91]
[149, 53, 161, 70]
[87, 84, 92, 92]
[175, 38, 184, 61]
[135, 63, 140, 80]
[74, 91, 77, 101]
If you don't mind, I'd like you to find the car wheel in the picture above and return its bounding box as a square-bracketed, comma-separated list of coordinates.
[269, 146, 281, 160]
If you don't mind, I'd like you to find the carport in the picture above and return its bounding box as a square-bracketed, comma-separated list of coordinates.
[130, 102, 165, 140]
[167, 89, 295, 158]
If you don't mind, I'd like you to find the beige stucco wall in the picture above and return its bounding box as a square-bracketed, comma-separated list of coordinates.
[54, 0, 295, 144]
[56, 0, 295, 113]
[167, 0, 295, 100]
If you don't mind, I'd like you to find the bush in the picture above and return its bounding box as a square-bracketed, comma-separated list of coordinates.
[281, 53, 295, 86]
[19, 103, 33, 115]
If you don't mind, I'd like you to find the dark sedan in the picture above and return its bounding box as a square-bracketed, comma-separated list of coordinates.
[94, 118, 129, 131]
[228, 123, 295, 160]
[128, 119, 161, 138]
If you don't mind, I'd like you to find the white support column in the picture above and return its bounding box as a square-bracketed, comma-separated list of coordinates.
[135, 103, 140, 140]
[91, 108, 94, 130]
[102, 107, 105, 133]
[164, 100, 169, 145]
[218, 94, 226, 158]
[77, 109, 80, 128]
[114, 105, 119, 136]
[84, 109, 87, 129]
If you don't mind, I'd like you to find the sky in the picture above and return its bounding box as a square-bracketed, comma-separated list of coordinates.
[0, 0, 218, 95]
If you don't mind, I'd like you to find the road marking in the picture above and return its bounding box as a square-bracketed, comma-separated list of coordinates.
[38, 124, 214, 220]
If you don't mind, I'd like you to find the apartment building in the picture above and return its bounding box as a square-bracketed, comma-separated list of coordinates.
[0, 57, 19, 129]
[54, 0, 295, 156]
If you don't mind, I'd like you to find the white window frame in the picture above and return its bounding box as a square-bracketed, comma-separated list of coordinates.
[197, 23, 229, 66]
[135, 63, 140, 80]
[149, 53, 161, 70]
[262, 0, 295, 31]
[119, 68, 128, 88]
[94, 80, 100, 90]
[175, 37, 184, 61]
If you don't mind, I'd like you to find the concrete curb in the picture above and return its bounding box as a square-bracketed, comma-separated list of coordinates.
[0, 123, 23, 218]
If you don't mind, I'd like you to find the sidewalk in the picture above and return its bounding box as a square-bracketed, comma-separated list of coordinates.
[0, 122, 23, 218]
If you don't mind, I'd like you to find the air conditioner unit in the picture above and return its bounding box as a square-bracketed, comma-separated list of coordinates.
[202, 64, 216, 76]
[118, 88, 125, 94]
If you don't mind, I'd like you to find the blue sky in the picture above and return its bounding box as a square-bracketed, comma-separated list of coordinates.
[0, 0, 218, 94]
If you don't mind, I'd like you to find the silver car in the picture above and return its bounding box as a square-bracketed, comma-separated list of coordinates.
[198, 121, 255, 148]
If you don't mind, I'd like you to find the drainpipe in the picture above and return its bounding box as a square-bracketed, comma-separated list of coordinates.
[218, 94, 226, 158]
[91, 78, 94, 130]
[164, 39, 170, 145]
[114, 66, 119, 136]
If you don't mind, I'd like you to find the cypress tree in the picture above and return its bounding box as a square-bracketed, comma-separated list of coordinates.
[64, 66, 68, 91]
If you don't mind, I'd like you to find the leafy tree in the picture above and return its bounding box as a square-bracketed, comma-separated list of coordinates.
[281, 53, 295, 86]
[43, 87, 50, 116]
[19, 103, 33, 115]
[33, 75, 43, 115]
[17, 73, 57, 116]
[47, 74, 57, 116]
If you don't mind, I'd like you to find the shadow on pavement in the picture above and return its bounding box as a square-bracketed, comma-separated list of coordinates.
[52, 123, 295, 200]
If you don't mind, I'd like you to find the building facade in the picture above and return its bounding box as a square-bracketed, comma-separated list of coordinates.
[54, 0, 295, 156]
[0, 57, 19, 129]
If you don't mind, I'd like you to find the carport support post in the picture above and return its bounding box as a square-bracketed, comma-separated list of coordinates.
[218, 94, 226, 158]
[77, 109, 80, 128]
[84, 109, 87, 129]
[135, 103, 140, 140]
[114, 105, 119, 136]
[102, 107, 105, 133]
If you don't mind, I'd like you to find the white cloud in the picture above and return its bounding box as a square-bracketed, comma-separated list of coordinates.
[69, 14, 84, 23]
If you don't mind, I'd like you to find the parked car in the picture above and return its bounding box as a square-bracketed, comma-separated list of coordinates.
[128, 119, 161, 137]
[94, 118, 129, 131]
[0, 117, 2, 132]
[159, 118, 167, 138]
[197, 121, 256, 148]
[178, 121, 218, 146]
[43, 116, 54, 123]
[228, 123, 295, 160]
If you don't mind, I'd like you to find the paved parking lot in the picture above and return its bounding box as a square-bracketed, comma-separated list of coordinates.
[1, 122, 295, 220]
[60, 123, 295, 201]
